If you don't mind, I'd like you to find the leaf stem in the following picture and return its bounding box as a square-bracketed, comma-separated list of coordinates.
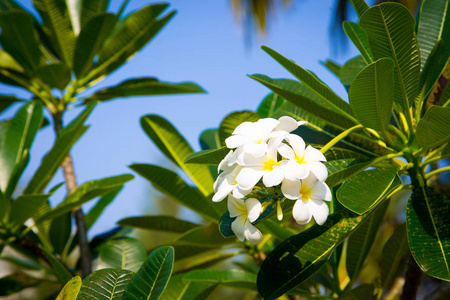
[425, 166, 450, 179]
[422, 153, 450, 166]
[320, 125, 365, 154]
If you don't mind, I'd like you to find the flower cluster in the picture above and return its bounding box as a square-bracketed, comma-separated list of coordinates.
[213, 116, 332, 244]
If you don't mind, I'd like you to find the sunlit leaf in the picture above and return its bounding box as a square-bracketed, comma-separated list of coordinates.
[77, 269, 134, 300]
[218, 110, 260, 146]
[343, 21, 373, 64]
[183, 269, 256, 290]
[257, 93, 285, 118]
[184, 147, 230, 166]
[416, 106, 450, 150]
[55, 276, 81, 300]
[118, 215, 200, 233]
[98, 238, 147, 273]
[339, 55, 367, 88]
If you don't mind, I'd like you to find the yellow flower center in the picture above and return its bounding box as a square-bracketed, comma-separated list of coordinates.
[299, 185, 311, 202]
[263, 159, 279, 171]
[295, 154, 305, 165]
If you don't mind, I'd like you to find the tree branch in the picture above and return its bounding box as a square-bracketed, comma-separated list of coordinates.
[401, 254, 422, 300]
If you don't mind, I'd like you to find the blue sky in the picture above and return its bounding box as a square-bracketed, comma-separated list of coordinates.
[5, 0, 360, 237]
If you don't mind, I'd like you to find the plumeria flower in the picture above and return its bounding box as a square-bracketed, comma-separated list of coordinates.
[278, 134, 328, 182]
[235, 139, 286, 190]
[228, 195, 263, 244]
[271, 116, 308, 140]
[281, 173, 332, 225]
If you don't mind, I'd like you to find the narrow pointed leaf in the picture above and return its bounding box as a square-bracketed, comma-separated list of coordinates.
[123, 246, 174, 300]
[118, 215, 200, 233]
[359, 3, 420, 109]
[416, 106, 450, 150]
[349, 58, 394, 132]
[185, 147, 230, 165]
[77, 269, 134, 300]
[49, 212, 72, 254]
[257, 93, 285, 117]
[381, 224, 408, 289]
[80, 0, 109, 27]
[172, 223, 232, 247]
[343, 21, 373, 63]
[321, 60, 341, 77]
[98, 238, 147, 273]
[10, 194, 49, 225]
[199, 129, 221, 150]
[406, 186, 450, 281]
[36, 63, 71, 90]
[130, 163, 220, 222]
[85, 188, 121, 230]
[0, 95, 24, 114]
[218, 110, 260, 146]
[324, 158, 372, 188]
[86, 77, 206, 101]
[65, 0, 81, 35]
[140, 114, 214, 196]
[40, 247, 72, 284]
[337, 168, 401, 215]
[55, 276, 81, 300]
[349, 0, 369, 18]
[183, 269, 256, 290]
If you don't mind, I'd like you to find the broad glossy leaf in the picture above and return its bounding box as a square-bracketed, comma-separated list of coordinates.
[349, 58, 394, 132]
[36, 174, 134, 222]
[183, 269, 256, 290]
[346, 201, 388, 280]
[0, 10, 42, 72]
[9, 194, 49, 225]
[0, 95, 23, 114]
[77, 269, 134, 300]
[337, 168, 401, 215]
[199, 129, 220, 150]
[261, 46, 356, 118]
[360, 3, 420, 109]
[321, 59, 341, 77]
[218, 110, 260, 146]
[40, 247, 72, 284]
[123, 246, 174, 300]
[141, 114, 214, 196]
[130, 164, 221, 222]
[417, 0, 450, 70]
[257, 209, 368, 299]
[55, 276, 81, 300]
[257, 93, 285, 117]
[184, 147, 230, 166]
[406, 186, 450, 281]
[118, 215, 199, 233]
[339, 55, 367, 88]
[73, 13, 117, 78]
[416, 106, 450, 150]
[80, 0, 108, 27]
[49, 212, 72, 254]
[343, 21, 373, 63]
[85, 188, 121, 230]
[33, 0, 75, 67]
[257, 219, 294, 241]
[0, 101, 42, 193]
[85, 4, 174, 84]
[98, 238, 146, 273]
[167, 245, 216, 261]
[24, 102, 96, 195]
[324, 158, 372, 188]
[161, 274, 213, 300]
[37, 63, 71, 90]
[0, 272, 42, 296]
[172, 223, 232, 247]
[349, 0, 369, 18]
[381, 224, 408, 289]
[86, 77, 206, 101]
[174, 252, 238, 275]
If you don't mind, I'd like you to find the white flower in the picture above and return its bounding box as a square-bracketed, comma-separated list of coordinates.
[272, 116, 308, 139]
[278, 134, 328, 182]
[228, 195, 263, 244]
[281, 174, 332, 225]
[235, 139, 286, 190]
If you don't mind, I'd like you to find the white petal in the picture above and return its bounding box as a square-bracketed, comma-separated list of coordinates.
[227, 195, 246, 218]
[281, 160, 309, 180]
[278, 144, 295, 159]
[304, 145, 326, 162]
[276, 116, 299, 132]
[233, 185, 252, 198]
[308, 198, 329, 225]
[233, 122, 256, 136]
[292, 200, 312, 225]
[235, 167, 265, 190]
[212, 182, 234, 202]
[287, 134, 305, 158]
[281, 179, 302, 200]
[231, 215, 246, 241]
[305, 161, 328, 182]
[298, 121, 308, 127]
[245, 198, 262, 222]
[218, 150, 234, 172]
[243, 142, 267, 157]
[256, 118, 280, 138]
[263, 168, 284, 187]
[226, 135, 249, 149]
[243, 222, 263, 244]
[213, 172, 226, 192]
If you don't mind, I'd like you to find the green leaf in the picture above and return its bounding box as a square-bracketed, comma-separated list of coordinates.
[184, 147, 230, 166]
[85, 4, 174, 84]
[33, 0, 75, 68]
[406, 186, 450, 281]
[129, 164, 220, 223]
[218, 110, 260, 146]
[73, 13, 118, 78]
[257, 209, 368, 299]
[349, 0, 369, 18]
[161, 274, 213, 300]
[123, 246, 174, 300]
[0, 101, 43, 193]
[261, 46, 356, 119]
[36, 63, 71, 90]
[381, 224, 408, 289]
[9, 194, 49, 226]
[36, 174, 134, 223]
[85, 188, 121, 230]
[416, 106, 450, 150]
[199, 129, 220, 150]
[417, 0, 450, 71]
[118, 215, 200, 233]
[257, 93, 285, 118]
[359, 3, 420, 109]
[0, 272, 42, 296]
[98, 238, 147, 273]
[174, 252, 238, 275]
[172, 223, 232, 247]
[0, 10, 42, 73]
[337, 168, 401, 215]
[40, 246, 72, 284]
[80, 0, 108, 27]
[321, 59, 341, 77]
[349, 58, 395, 132]
[140, 114, 214, 196]
[86, 77, 206, 101]
[24, 102, 96, 195]
[346, 201, 388, 281]
[338, 284, 374, 300]
[324, 158, 372, 188]
[183, 269, 256, 290]
[257, 219, 295, 241]
[339, 55, 367, 88]
[0, 95, 23, 115]
[49, 212, 72, 254]
[55, 276, 81, 300]
[343, 21, 373, 64]
[65, 0, 81, 35]
[77, 269, 134, 300]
